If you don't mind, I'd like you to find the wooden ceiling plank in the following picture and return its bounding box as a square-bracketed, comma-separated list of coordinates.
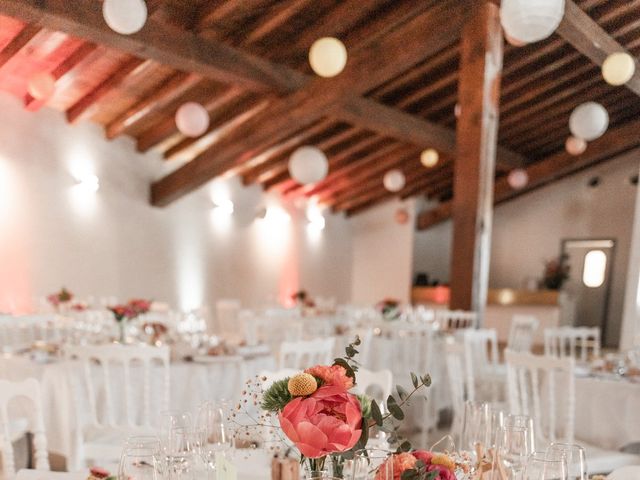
[65, 57, 149, 124]
[557, 0, 640, 97]
[105, 72, 200, 139]
[0, 0, 304, 94]
[244, 0, 311, 46]
[0, 23, 40, 68]
[24, 40, 97, 111]
[417, 117, 640, 230]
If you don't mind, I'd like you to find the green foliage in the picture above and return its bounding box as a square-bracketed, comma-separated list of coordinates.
[357, 394, 371, 418]
[400, 461, 439, 480]
[260, 378, 292, 412]
[370, 399, 383, 426]
[333, 335, 362, 382]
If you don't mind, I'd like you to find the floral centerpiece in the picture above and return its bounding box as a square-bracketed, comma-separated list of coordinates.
[539, 255, 570, 290]
[243, 337, 433, 479]
[47, 287, 74, 310]
[108, 298, 152, 343]
[376, 298, 402, 321]
[292, 290, 315, 308]
[374, 450, 463, 480]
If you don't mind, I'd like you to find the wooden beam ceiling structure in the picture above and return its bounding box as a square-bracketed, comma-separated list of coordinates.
[0, 1, 638, 216]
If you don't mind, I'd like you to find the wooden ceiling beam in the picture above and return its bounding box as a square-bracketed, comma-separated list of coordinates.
[556, 0, 640, 97]
[417, 117, 640, 230]
[24, 40, 97, 111]
[66, 57, 150, 124]
[0, 23, 40, 69]
[105, 72, 200, 140]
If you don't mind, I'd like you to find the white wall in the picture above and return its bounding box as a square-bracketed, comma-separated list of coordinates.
[0, 93, 352, 313]
[351, 199, 415, 304]
[413, 151, 640, 345]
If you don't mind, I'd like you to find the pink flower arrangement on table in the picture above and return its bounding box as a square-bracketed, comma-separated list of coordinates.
[47, 287, 73, 307]
[374, 450, 459, 480]
[108, 298, 151, 323]
[255, 337, 434, 477]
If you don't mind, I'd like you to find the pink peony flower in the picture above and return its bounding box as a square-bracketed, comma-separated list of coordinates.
[305, 364, 354, 390]
[278, 385, 362, 458]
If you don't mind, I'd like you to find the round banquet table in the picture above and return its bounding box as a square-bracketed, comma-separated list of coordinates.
[574, 374, 640, 450]
[0, 353, 275, 469]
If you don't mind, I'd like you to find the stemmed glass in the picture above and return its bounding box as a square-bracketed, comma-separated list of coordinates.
[523, 451, 567, 480]
[546, 443, 587, 480]
[196, 401, 234, 476]
[505, 414, 536, 453]
[461, 401, 491, 459]
[118, 446, 160, 480]
[352, 449, 393, 480]
[491, 425, 532, 479]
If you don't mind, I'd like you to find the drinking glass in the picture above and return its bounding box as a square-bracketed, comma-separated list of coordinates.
[523, 451, 567, 480]
[351, 449, 393, 480]
[546, 443, 587, 480]
[491, 426, 532, 480]
[489, 407, 505, 448]
[196, 401, 234, 474]
[162, 427, 205, 480]
[505, 413, 536, 453]
[461, 401, 491, 458]
[118, 446, 159, 480]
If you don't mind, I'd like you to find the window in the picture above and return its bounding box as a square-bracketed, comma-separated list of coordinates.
[583, 250, 607, 288]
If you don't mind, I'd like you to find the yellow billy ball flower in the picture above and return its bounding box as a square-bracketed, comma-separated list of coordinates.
[288, 373, 318, 396]
[431, 453, 456, 472]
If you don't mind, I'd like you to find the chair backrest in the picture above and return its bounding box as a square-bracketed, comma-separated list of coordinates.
[463, 328, 499, 402]
[435, 310, 477, 330]
[215, 299, 241, 337]
[0, 378, 50, 479]
[278, 338, 335, 369]
[508, 315, 540, 352]
[544, 327, 600, 362]
[505, 350, 575, 446]
[352, 368, 392, 404]
[444, 340, 466, 443]
[64, 344, 170, 430]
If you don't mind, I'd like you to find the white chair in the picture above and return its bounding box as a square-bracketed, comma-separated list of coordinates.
[544, 327, 601, 362]
[507, 315, 539, 352]
[277, 338, 335, 369]
[64, 344, 170, 468]
[463, 328, 502, 403]
[435, 310, 477, 330]
[0, 378, 49, 479]
[215, 299, 241, 339]
[445, 339, 466, 445]
[352, 368, 392, 405]
[505, 350, 640, 474]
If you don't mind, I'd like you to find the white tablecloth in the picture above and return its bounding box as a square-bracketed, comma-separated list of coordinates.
[575, 375, 640, 450]
[0, 353, 275, 467]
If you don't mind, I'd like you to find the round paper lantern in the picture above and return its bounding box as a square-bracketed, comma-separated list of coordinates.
[420, 148, 439, 168]
[175, 102, 210, 137]
[602, 52, 636, 86]
[309, 37, 347, 78]
[569, 102, 609, 141]
[500, 0, 565, 44]
[504, 31, 528, 47]
[103, 0, 147, 35]
[565, 136, 587, 156]
[27, 72, 56, 100]
[383, 169, 406, 192]
[288, 146, 329, 185]
[394, 208, 409, 225]
[507, 169, 529, 190]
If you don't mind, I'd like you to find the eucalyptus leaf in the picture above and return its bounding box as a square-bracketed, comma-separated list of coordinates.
[410, 372, 419, 389]
[396, 385, 408, 400]
[401, 470, 418, 480]
[387, 395, 404, 420]
[420, 374, 432, 387]
[370, 399, 383, 426]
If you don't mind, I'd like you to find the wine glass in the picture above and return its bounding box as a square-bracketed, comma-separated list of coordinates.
[523, 451, 567, 480]
[491, 425, 532, 480]
[118, 446, 159, 480]
[351, 449, 393, 480]
[196, 401, 234, 474]
[488, 407, 505, 448]
[546, 443, 587, 480]
[505, 413, 536, 453]
[461, 401, 491, 458]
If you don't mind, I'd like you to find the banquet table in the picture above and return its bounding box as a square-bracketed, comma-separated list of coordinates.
[0, 352, 275, 469]
[575, 374, 640, 450]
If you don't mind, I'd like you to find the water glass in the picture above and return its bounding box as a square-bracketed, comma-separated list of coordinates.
[505, 413, 536, 452]
[461, 401, 491, 457]
[546, 443, 587, 480]
[491, 426, 532, 480]
[351, 449, 393, 480]
[119, 446, 159, 480]
[523, 451, 567, 480]
[197, 401, 234, 473]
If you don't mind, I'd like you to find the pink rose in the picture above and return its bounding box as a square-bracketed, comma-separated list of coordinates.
[425, 464, 456, 480]
[305, 365, 354, 390]
[412, 450, 434, 466]
[278, 385, 362, 458]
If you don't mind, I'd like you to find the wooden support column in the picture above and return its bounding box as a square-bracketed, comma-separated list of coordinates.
[449, 1, 503, 320]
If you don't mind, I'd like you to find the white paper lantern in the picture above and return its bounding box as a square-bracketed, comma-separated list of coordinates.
[309, 37, 347, 78]
[383, 169, 406, 192]
[602, 52, 636, 86]
[565, 136, 587, 156]
[420, 149, 439, 168]
[500, 0, 565, 44]
[569, 102, 609, 141]
[288, 146, 329, 185]
[175, 102, 210, 137]
[504, 31, 528, 47]
[27, 72, 56, 100]
[103, 0, 147, 35]
[507, 169, 529, 190]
